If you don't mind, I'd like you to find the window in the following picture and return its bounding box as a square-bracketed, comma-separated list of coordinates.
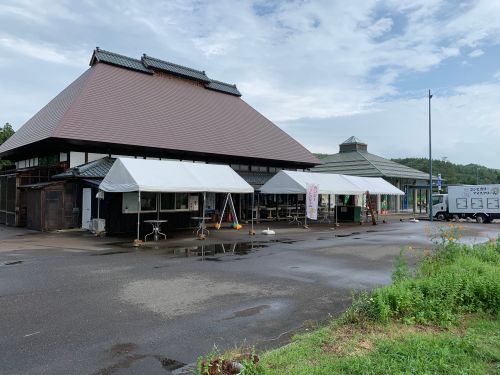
[122, 192, 157, 213]
[141, 192, 157, 211]
[176, 192, 188, 210]
[456, 198, 467, 209]
[160, 193, 175, 210]
[251, 165, 268, 172]
[471, 198, 483, 209]
[487, 198, 499, 209]
[159, 193, 196, 212]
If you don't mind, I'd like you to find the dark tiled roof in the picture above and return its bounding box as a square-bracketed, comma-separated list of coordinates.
[141, 54, 211, 83]
[238, 171, 274, 187]
[91, 48, 153, 74]
[52, 157, 115, 179]
[341, 136, 365, 145]
[0, 57, 319, 165]
[313, 151, 432, 181]
[205, 79, 242, 97]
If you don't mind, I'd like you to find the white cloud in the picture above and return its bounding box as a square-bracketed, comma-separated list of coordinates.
[0, 36, 87, 66]
[1, 0, 500, 168]
[280, 82, 500, 169]
[468, 49, 484, 58]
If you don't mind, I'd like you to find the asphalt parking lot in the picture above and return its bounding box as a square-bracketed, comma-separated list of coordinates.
[1, 220, 498, 375]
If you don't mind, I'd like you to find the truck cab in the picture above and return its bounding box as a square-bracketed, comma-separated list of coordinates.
[432, 194, 448, 221]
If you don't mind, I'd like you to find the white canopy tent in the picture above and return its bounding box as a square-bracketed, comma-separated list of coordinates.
[260, 170, 403, 196]
[100, 158, 254, 193]
[340, 175, 404, 196]
[260, 170, 404, 224]
[260, 170, 366, 195]
[99, 158, 254, 240]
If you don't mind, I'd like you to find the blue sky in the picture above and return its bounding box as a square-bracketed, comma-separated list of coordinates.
[0, 0, 499, 168]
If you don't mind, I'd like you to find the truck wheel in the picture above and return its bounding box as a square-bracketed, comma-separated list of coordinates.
[436, 213, 446, 221]
[476, 214, 486, 224]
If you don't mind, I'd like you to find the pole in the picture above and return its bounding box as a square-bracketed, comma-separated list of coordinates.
[202, 191, 206, 232]
[428, 89, 433, 222]
[136, 191, 141, 241]
[251, 192, 254, 234]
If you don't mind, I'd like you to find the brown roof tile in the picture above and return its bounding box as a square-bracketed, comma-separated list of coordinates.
[1, 58, 319, 165]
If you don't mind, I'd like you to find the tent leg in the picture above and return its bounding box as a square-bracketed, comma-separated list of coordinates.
[217, 193, 230, 229]
[250, 193, 255, 235]
[134, 191, 141, 246]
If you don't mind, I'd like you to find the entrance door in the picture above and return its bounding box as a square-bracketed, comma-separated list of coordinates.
[82, 188, 92, 230]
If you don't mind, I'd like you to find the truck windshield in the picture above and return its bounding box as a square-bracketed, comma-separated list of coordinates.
[432, 196, 444, 205]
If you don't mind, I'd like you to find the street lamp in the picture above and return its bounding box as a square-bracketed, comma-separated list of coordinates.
[428, 89, 433, 222]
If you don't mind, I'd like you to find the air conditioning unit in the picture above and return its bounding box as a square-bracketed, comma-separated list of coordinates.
[91, 218, 106, 233]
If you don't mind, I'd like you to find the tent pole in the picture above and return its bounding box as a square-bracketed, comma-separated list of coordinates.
[136, 191, 141, 241]
[335, 195, 338, 226]
[156, 192, 160, 220]
[202, 191, 206, 229]
[251, 192, 255, 235]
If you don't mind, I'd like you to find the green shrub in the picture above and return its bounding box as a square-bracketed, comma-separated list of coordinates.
[357, 239, 500, 325]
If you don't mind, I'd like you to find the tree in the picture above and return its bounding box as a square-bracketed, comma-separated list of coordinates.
[0, 122, 14, 143]
[0, 122, 15, 169]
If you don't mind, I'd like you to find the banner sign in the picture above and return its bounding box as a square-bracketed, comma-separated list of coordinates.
[437, 173, 442, 192]
[306, 183, 319, 220]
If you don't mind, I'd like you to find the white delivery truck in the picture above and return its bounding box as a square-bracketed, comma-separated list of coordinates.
[432, 184, 500, 223]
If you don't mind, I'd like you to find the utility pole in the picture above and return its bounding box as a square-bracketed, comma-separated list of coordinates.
[428, 89, 433, 222]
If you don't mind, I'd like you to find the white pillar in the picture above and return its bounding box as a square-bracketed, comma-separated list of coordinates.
[376, 194, 381, 213]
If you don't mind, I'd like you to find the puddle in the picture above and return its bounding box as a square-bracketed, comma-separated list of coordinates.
[3, 260, 23, 265]
[160, 241, 270, 259]
[110, 343, 138, 356]
[456, 236, 490, 246]
[93, 353, 185, 375]
[91, 250, 132, 256]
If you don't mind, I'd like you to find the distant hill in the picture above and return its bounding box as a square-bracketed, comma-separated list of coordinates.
[313, 154, 500, 185]
[392, 158, 500, 185]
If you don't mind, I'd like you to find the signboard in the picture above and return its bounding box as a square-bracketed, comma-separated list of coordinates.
[437, 173, 442, 192]
[306, 183, 319, 220]
[188, 195, 199, 211]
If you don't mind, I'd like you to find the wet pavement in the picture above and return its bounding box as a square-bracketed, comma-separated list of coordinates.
[0, 220, 498, 374]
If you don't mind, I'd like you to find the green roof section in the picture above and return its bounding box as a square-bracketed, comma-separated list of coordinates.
[141, 54, 211, 83]
[89, 47, 242, 97]
[206, 79, 242, 97]
[52, 157, 115, 179]
[341, 136, 366, 145]
[314, 136, 433, 181]
[90, 48, 153, 74]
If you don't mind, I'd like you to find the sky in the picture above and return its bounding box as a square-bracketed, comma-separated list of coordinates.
[0, 0, 499, 169]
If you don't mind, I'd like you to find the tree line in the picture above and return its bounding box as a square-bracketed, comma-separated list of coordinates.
[392, 158, 500, 185]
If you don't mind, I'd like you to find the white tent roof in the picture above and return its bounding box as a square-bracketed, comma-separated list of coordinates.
[260, 170, 403, 195]
[260, 170, 365, 195]
[99, 158, 254, 193]
[341, 175, 404, 195]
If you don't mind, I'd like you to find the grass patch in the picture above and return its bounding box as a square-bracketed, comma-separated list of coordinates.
[197, 234, 500, 374]
[262, 314, 499, 375]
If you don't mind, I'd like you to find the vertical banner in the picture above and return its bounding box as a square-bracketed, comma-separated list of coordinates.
[306, 183, 319, 220]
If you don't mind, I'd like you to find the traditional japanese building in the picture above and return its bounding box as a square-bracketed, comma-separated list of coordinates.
[313, 137, 432, 213]
[0, 48, 319, 232]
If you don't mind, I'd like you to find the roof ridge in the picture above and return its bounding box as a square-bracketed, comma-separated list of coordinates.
[93, 47, 144, 64]
[142, 54, 206, 75]
[209, 78, 237, 88]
